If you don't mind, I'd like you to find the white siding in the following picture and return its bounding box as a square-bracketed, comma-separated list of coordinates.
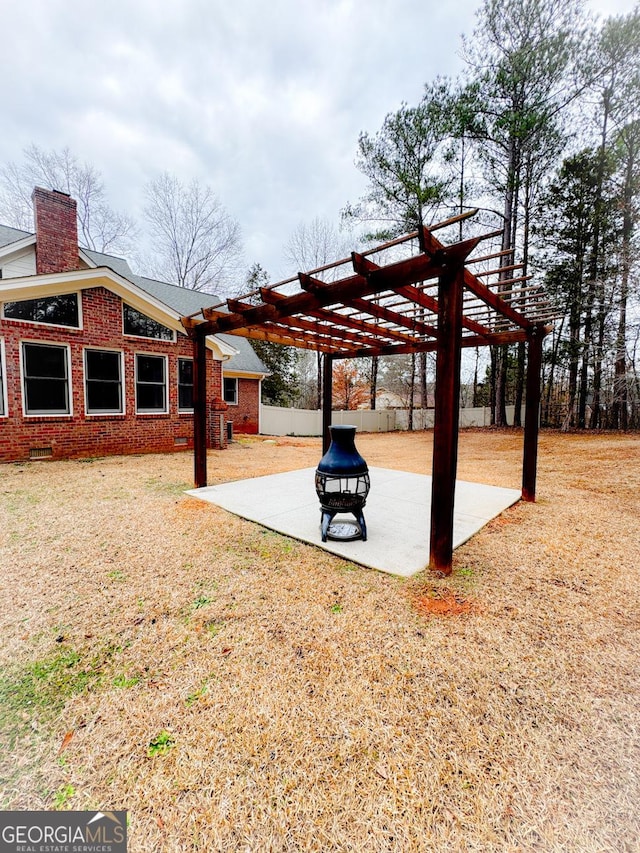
[2, 247, 37, 278]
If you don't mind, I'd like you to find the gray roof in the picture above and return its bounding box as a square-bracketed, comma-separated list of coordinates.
[215, 333, 271, 375]
[0, 224, 33, 249]
[129, 274, 269, 374]
[85, 249, 268, 376]
[83, 248, 136, 280]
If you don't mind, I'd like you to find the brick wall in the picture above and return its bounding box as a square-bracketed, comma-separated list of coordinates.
[226, 376, 260, 435]
[32, 188, 80, 275]
[0, 286, 225, 462]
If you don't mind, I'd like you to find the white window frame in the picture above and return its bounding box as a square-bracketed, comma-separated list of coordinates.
[223, 376, 238, 406]
[0, 338, 7, 418]
[177, 357, 194, 413]
[83, 347, 125, 416]
[20, 340, 73, 417]
[135, 352, 169, 415]
[122, 303, 176, 343]
[2, 292, 82, 330]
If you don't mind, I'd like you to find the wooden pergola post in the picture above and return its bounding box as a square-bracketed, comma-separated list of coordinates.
[193, 331, 208, 488]
[322, 354, 334, 455]
[429, 265, 465, 575]
[522, 325, 544, 502]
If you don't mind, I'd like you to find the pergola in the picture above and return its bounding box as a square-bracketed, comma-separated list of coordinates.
[181, 211, 555, 575]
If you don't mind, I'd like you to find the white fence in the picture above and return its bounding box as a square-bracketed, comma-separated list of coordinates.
[394, 405, 524, 429]
[260, 405, 524, 436]
[260, 406, 396, 436]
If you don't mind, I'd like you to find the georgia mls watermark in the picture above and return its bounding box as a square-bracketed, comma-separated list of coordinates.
[0, 811, 127, 853]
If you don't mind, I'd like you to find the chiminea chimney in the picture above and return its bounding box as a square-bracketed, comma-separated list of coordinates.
[32, 187, 79, 275]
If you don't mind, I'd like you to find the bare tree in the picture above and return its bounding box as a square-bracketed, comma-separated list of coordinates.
[143, 172, 243, 293]
[284, 216, 352, 277]
[0, 144, 137, 254]
[284, 217, 354, 407]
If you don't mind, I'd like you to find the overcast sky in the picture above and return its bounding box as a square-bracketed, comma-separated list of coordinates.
[2, 0, 637, 283]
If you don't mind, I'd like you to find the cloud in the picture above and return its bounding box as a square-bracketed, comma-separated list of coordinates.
[1, 0, 636, 281]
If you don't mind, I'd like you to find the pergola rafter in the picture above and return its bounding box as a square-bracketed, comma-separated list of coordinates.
[182, 213, 556, 574]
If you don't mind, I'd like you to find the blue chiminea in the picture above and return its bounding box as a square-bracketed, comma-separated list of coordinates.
[315, 425, 370, 542]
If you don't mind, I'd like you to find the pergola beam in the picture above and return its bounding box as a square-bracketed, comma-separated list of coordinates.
[259, 288, 382, 347]
[420, 227, 533, 331]
[394, 283, 492, 338]
[222, 324, 361, 354]
[474, 262, 523, 278]
[467, 247, 515, 265]
[353, 250, 489, 340]
[299, 275, 422, 345]
[343, 294, 438, 339]
[194, 250, 464, 339]
[183, 220, 554, 577]
[347, 326, 538, 359]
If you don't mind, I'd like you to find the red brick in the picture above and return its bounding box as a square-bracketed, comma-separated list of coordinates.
[32, 188, 80, 274]
[226, 377, 260, 434]
[0, 287, 226, 462]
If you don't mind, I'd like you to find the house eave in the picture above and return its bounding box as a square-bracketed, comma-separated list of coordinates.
[0, 233, 36, 256]
[78, 248, 98, 268]
[0, 233, 37, 261]
[222, 368, 271, 380]
[0, 267, 229, 358]
[213, 336, 239, 359]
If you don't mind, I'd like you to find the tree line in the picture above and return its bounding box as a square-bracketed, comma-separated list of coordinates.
[246, 0, 640, 430]
[3, 0, 639, 430]
[0, 146, 243, 295]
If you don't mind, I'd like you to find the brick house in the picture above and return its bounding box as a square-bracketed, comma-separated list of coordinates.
[0, 187, 268, 462]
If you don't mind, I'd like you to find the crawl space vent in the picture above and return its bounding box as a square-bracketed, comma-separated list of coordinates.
[30, 447, 53, 460]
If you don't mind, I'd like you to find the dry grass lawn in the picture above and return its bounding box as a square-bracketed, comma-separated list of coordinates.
[0, 429, 638, 852]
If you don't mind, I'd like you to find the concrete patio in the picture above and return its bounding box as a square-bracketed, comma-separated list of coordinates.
[186, 467, 521, 577]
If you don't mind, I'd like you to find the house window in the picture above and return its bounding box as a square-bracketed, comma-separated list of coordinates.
[178, 358, 193, 411]
[22, 342, 71, 415]
[4, 293, 79, 328]
[123, 304, 174, 341]
[85, 349, 123, 414]
[135, 354, 167, 413]
[223, 377, 238, 405]
[0, 339, 7, 417]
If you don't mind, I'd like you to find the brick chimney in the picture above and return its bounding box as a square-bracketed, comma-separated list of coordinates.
[32, 187, 80, 274]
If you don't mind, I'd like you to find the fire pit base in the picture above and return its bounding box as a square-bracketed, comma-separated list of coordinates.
[320, 508, 367, 542]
